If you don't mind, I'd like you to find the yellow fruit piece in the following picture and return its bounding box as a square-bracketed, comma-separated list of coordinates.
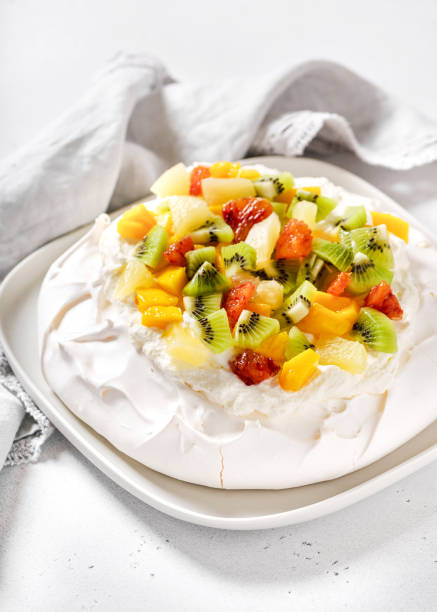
[141, 306, 182, 329]
[208, 204, 224, 217]
[150, 163, 190, 197]
[215, 247, 225, 274]
[201, 177, 256, 207]
[301, 185, 321, 195]
[167, 195, 212, 239]
[155, 211, 173, 233]
[253, 280, 283, 309]
[257, 331, 288, 363]
[275, 187, 296, 204]
[117, 204, 156, 241]
[312, 229, 339, 242]
[115, 260, 156, 300]
[292, 200, 317, 230]
[298, 301, 359, 337]
[247, 302, 272, 317]
[371, 212, 409, 243]
[245, 212, 281, 269]
[279, 349, 319, 392]
[155, 266, 187, 295]
[135, 288, 178, 312]
[164, 323, 211, 367]
[238, 168, 261, 180]
[312, 291, 354, 311]
[317, 337, 367, 374]
[210, 161, 241, 178]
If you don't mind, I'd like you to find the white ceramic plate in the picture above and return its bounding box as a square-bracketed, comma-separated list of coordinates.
[1, 156, 437, 530]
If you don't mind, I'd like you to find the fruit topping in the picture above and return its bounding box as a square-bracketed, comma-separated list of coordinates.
[150, 163, 190, 197]
[371, 211, 409, 243]
[245, 212, 281, 269]
[285, 326, 314, 360]
[247, 302, 272, 317]
[292, 190, 337, 221]
[350, 307, 398, 353]
[163, 236, 194, 266]
[210, 161, 240, 178]
[279, 348, 319, 392]
[136, 288, 178, 311]
[141, 306, 183, 329]
[221, 242, 257, 277]
[135, 225, 169, 269]
[185, 246, 216, 279]
[167, 195, 213, 239]
[364, 281, 403, 320]
[291, 200, 318, 230]
[201, 177, 256, 207]
[183, 261, 231, 297]
[336, 205, 367, 230]
[238, 168, 261, 180]
[252, 172, 294, 200]
[183, 293, 222, 320]
[256, 259, 299, 296]
[347, 252, 393, 295]
[312, 238, 353, 272]
[117, 205, 157, 241]
[189, 165, 211, 196]
[234, 309, 280, 349]
[164, 323, 211, 367]
[274, 219, 312, 260]
[256, 331, 288, 363]
[195, 308, 234, 353]
[115, 261, 156, 300]
[327, 272, 352, 296]
[317, 336, 367, 374]
[222, 197, 273, 242]
[298, 294, 359, 337]
[155, 266, 187, 295]
[274, 280, 317, 327]
[230, 349, 280, 386]
[189, 216, 234, 244]
[296, 254, 324, 286]
[252, 280, 283, 309]
[342, 225, 394, 270]
[222, 281, 256, 329]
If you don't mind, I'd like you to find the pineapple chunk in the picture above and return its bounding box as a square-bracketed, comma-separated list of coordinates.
[279, 348, 319, 392]
[201, 178, 256, 207]
[141, 306, 182, 329]
[317, 337, 367, 374]
[166, 195, 212, 239]
[371, 212, 409, 243]
[135, 288, 178, 312]
[245, 213, 280, 270]
[155, 266, 187, 295]
[253, 280, 283, 309]
[292, 200, 317, 230]
[256, 331, 288, 363]
[164, 323, 211, 367]
[150, 163, 190, 197]
[114, 260, 156, 300]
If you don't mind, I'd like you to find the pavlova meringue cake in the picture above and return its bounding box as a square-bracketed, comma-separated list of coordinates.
[38, 161, 437, 489]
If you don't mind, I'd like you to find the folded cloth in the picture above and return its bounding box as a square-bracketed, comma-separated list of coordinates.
[1, 52, 437, 467]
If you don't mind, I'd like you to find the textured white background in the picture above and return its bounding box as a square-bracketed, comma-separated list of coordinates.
[1, 1, 437, 610]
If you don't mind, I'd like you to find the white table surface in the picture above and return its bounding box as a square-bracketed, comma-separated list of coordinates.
[1, 1, 437, 610]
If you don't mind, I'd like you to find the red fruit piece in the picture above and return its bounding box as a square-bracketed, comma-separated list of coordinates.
[223, 282, 255, 329]
[327, 272, 352, 296]
[230, 349, 280, 386]
[190, 165, 211, 196]
[223, 197, 273, 242]
[164, 236, 194, 266]
[274, 218, 312, 259]
[364, 281, 403, 320]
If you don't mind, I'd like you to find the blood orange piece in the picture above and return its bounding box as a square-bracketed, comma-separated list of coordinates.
[223, 281, 256, 329]
[230, 349, 280, 386]
[189, 165, 211, 196]
[364, 281, 403, 320]
[327, 272, 352, 296]
[223, 197, 273, 242]
[274, 219, 312, 259]
[164, 236, 194, 266]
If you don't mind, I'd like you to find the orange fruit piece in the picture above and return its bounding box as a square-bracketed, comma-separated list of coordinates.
[117, 204, 156, 241]
[371, 212, 409, 243]
[279, 348, 319, 392]
[141, 306, 182, 329]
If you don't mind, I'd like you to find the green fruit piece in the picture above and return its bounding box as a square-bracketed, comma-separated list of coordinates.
[337, 205, 367, 230]
[285, 326, 315, 360]
[272, 201, 287, 218]
[348, 225, 394, 270]
[312, 238, 353, 272]
[350, 307, 398, 353]
[296, 254, 325, 286]
[253, 172, 294, 200]
[234, 310, 280, 349]
[338, 228, 353, 249]
[183, 261, 231, 297]
[348, 253, 393, 295]
[189, 216, 234, 244]
[256, 259, 299, 296]
[221, 242, 257, 277]
[135, 225, 168, 269]
[274, 280, 317, 327]
[185, 246, 216, 279]
[195, 308, 234, 353]
[295, 190, 338, 221]
[183, 294, 222, 320]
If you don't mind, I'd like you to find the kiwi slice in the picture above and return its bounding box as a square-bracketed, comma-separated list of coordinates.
[253, 172, 294, 200]
[135, 225, 168, 269]
[296, 254, 325, 286]
[256, 259, 299, 296]
[234, 310, 280, 349]
[336, 205, 367, 230]
[183, 294, 222, 320]
[350, 307, 397, 353]
[274, 280, 317, 327]
[294, 190, 338, 221]
[185, 246, 216, 279]
[285, 326, 314, 360]
[221, 242, 256, 277]
[348, 253, 393, 295]
[195, 308, 234, 353]
[312, 238, 353, 272]
[272, 202, 287, 219]
[345, 225, 394, 270]
[183, 261, 230, 297]
[190, 216, 234, 244]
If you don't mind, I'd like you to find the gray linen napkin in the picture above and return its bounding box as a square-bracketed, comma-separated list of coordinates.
[1, 52, 437, 467]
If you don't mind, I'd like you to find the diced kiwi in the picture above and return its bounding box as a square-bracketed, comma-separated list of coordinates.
[135, 225, 168, 269]
[274, 280, 317, 327]
[234, 309, 280, 349]
[350, 307, 398, 353]
[296, 254, 325, 286]
[336, 205, 367, 230]
[189, 216, 234, 244]
[183, 294, 222, 320]
[294, 190, 338, 221]
[183, 261, 231, 297]
[185, 246, 216, 279]
[256, 259, 299, 296]
[312, 238, 353, 272]
[253, 172, 294, 200]
[338, 228, 353, 249]
[348, 253, 393, 295]
[195, 308, 234, 353]
[345, 225, 394, 270]
[285, 326, 314, 360]
[221, 242, 256, 277]
[272, 202, 287, 218]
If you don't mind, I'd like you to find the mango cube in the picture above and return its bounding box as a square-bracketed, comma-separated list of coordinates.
[141, 306, 182, 329]
[135, 288, 178, 312]
[238, 168, 261, 180]
[117, 204, 156, 241]
[298, 302, 359, 337]
[256, 331, 288, 363]
[279, 349, 319, 392]
[155, 266, 187, 296]
[210, 161, 240, 178]
[371, 212, 409, 243]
